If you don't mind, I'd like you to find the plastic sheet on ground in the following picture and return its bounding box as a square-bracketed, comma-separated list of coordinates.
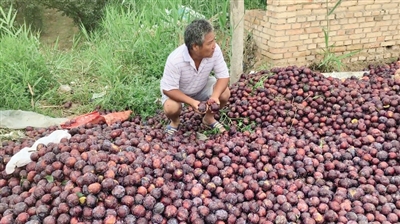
[5, 130, 71, 174]
[0, 110, 68, 130]
[321, 71, 368, 80]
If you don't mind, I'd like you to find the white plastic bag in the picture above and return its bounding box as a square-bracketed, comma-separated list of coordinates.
[5, 130, 71, 174]
[31, 130, 71, 150]
[5, 147, 36, 174]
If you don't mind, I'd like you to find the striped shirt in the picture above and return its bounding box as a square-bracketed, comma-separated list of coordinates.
[160, 44, 229, 97]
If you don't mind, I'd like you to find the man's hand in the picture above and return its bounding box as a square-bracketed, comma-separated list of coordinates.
[208, 96, 220, 105]
[190, 100, 202, 113]
[207, 97, 220, 113]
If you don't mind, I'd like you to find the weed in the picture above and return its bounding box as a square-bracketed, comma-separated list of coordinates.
[317, 0, 360, 72]
[218, 109, 255, 133]
[319, 139, 326, 148]
[251, 74, 271, 92]
[202, 127, 221, 137]
[0, 5, 56, 112]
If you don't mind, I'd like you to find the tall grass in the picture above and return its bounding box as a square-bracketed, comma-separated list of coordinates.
[73, 1, 197, 117]
[2, 0, 260, 118]
[317, 0, 360, 72]
[93, 0, 232, 117]
[0, 6, 55, 112]
[44, 0, 233, 118]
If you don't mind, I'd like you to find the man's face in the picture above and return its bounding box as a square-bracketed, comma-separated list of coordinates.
[197, 32, 216, 58]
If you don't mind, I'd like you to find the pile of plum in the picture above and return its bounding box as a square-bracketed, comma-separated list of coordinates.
[1, 60, 400, 223]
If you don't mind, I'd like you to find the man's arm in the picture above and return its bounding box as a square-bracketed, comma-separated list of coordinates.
[162, 89, 198, 108]
[210, 44, 230, 103]
[210, 77, 229, 101]
[212, 45, 229, 102]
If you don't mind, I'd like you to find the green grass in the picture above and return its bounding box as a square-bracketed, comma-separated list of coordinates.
[1, 0, 266, 119]
[316, 0, 360, 72]
[0, 36, 54, 109]
[0, 6, 56, 112]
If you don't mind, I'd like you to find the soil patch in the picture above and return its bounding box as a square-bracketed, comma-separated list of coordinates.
[39, 8, 79, 50]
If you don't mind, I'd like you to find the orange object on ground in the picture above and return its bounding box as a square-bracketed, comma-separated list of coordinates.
[102, 110, 132, 126]
[60, 110, 132, 129]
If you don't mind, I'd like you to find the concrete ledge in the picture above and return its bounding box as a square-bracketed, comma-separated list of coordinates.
[321, 71, 369, 79]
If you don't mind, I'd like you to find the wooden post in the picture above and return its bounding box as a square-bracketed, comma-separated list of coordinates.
[229, 0, 244, 84]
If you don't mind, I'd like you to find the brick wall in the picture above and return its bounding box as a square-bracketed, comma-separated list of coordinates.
[244, 0, 400, 67]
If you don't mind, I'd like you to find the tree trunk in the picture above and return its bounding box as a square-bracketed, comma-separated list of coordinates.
[229, 0, 244, 85]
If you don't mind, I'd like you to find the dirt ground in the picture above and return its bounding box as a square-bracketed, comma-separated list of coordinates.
[39, 9, 79, 50]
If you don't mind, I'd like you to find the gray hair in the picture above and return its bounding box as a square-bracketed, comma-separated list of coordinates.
[184, 19, 214, 50]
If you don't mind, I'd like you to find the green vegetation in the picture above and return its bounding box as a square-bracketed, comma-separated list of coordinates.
[244, 0, 267, 10]
[1, 0, 43, 31]
[1, 0, 267, 118]
[317, 0, 360, 72]
[0, 6, 55, 111]
[33, 0, 107, 32]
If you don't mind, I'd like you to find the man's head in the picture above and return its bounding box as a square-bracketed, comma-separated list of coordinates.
[184, 19, 216, 58]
